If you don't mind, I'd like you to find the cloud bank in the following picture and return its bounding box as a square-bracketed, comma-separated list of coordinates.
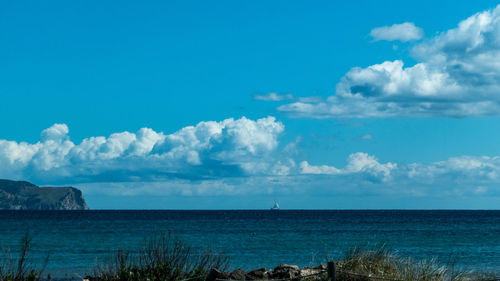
[279, 5, 500, 118]
[0, 117, 286, 183]
[2, 120, 500, 198]
[370, 22, 424, 42]
[298, 154, 500, 197]
[78, 153, 500, 198]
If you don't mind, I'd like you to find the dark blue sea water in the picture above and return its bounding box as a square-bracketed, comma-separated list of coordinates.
[1, 210, 499, 279]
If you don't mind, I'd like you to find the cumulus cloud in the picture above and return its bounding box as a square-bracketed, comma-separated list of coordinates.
[4, 121, 500, 198]
[41, 123, 69, 141]
[0, 117, 286, 183]
[297, 153, 500, 197]
[279, 5, 500, 118]
[254, 93, 295, 101]
[300, 152, 397, 182]
[370, 22, 424, 42]
[300, 162, 341, 175]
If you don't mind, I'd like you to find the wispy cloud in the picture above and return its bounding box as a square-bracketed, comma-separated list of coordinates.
[370, 22, 423, 42]
[254, 92, 295, 101]
[360, 134, 373, 141]
[279, 5, 500, 118]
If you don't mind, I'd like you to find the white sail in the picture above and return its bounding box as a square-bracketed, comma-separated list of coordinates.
[271, 200, 280, 210]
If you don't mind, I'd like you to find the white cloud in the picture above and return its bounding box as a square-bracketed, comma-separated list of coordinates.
[297, 154, 500, 197]
[279, 5, 500, 118]
[360, 134, 373, 140]
[407, 155, 500, 181]
[81, 152, 500, 197]
[254, 93, 295, 101]
[370, 22, 424, 42]
[300, 161, 341, 175]
[4, 122, 500, 198]
[345, 153, 397, 179]
[41, 123, 69, 141]
[0, 117, 286, 183]
[475, 186, 487, 194]
[300, 152, 396, 182]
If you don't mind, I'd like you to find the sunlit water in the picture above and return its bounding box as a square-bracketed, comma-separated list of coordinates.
[1, 210, 499, 279]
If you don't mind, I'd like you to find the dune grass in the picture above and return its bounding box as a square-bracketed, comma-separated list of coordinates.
[335, 245, 499, 281]
[89, 233, 230, 281]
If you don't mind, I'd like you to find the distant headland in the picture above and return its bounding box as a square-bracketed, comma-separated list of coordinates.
[0, 179, 89, 210]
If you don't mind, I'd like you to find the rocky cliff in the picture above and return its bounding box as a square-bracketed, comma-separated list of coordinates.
[0, 179, 89, 210]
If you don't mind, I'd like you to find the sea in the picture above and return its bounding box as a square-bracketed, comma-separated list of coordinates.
[0, 210, 499, 279]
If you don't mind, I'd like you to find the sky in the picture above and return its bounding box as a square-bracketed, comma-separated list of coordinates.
[2, 0, 500, 209]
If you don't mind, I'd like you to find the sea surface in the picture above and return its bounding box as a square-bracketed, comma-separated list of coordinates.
[0, 210, 499, 279]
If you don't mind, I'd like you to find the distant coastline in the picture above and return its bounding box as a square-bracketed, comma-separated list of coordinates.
[0, 179, 88, 210]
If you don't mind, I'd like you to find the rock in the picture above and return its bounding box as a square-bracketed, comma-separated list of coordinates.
[229, 269, 247, 280]
[270, 264, 300, 279]
[246, 268, 268, 280]
[299, 266, 326, 280]
[0, 179, 89, 210]
[216, 271, 231, 280]
[315, 264, 327, 270]
[206, 268, 228, 281]
[274, 264, 299, 271]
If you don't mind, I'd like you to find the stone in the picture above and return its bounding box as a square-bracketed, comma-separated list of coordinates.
[246, 268, 268, 280]
[229, 269, 247, 280]
[299, 266, 326, 280]
[270, 264, 300, 279]
[315, 264, 327, 270]
[216, 270, 230, 280]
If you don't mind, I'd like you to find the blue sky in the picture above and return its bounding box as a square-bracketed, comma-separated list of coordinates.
[2, 0, 500, 209]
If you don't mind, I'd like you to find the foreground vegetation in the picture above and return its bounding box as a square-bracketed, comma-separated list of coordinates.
[1, 234, 499, 281]
[335, 245, 499, 281]
[0, 232, 48, 281]
[89, 233, 230, 281]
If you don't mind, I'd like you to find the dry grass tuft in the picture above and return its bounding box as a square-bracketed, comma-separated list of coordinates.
[90, 232, 230, 281]
[335, 245, 499, 281]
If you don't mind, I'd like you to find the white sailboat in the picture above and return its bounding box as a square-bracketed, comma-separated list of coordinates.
[271, 200, 280, 210]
